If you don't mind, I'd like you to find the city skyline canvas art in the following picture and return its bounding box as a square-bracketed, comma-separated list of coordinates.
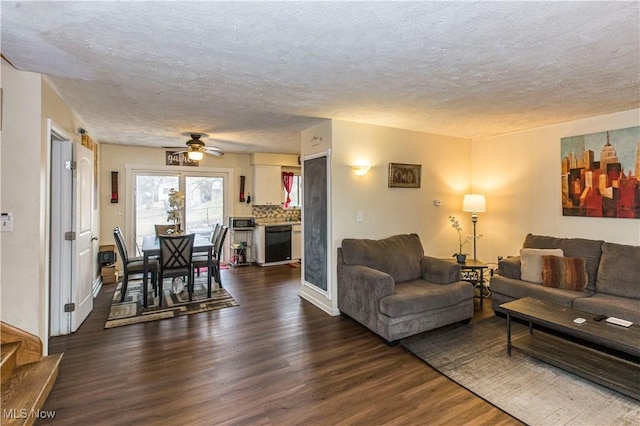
[561, 126, 640, 218]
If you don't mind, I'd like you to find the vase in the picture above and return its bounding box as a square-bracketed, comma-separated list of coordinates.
[169, 222, 183, 235]
[456, 254, 467, 263]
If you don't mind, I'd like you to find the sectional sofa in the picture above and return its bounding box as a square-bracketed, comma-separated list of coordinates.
[491, 234, 640, 323]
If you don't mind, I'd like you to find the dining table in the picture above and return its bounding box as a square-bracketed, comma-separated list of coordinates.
[141, 233, 215, 308]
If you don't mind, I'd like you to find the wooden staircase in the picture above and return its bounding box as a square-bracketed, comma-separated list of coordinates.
[1, 322, 63, 425]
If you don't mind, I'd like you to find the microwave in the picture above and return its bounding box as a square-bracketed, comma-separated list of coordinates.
[229, 216, 255, 230]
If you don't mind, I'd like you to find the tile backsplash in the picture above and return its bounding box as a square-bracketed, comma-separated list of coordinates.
[252, 205, 301, 221]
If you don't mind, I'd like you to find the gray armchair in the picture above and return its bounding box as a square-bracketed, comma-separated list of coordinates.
[337, 234, 474, 343]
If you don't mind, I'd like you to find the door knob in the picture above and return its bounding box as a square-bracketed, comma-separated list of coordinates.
[91, 236, 99, 241]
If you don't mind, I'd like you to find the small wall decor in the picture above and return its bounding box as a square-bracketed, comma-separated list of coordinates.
[561, 126, 640, 218]
[166, 151, 181, 166]
[166, 151, 199, 167]
[110, 171, 118, 203]
[388, 163, 421, 188]
[239, 175, 246, 202]
[310, 135, 323, 147]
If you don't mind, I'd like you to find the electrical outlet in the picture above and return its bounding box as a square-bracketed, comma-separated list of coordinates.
[356, 211, 364, 222]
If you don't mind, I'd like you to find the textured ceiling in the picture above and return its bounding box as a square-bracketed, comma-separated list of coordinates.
[2, 1, 639, 154]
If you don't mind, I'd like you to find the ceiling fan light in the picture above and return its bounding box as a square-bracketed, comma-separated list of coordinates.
[188, 150, 203, 161]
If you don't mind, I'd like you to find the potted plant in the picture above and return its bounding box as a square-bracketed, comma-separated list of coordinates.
[449, 215, 471, 263]
[166, 188, 185, 234]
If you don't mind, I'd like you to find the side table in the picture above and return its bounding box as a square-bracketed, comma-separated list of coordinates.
[459, 259, 489, 306]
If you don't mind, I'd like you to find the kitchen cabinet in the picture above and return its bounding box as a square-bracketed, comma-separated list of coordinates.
[292, 224, 301, 260]
[252, 165, 282, 205]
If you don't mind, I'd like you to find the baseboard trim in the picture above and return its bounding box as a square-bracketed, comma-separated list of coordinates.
[299, 287, 340, 316]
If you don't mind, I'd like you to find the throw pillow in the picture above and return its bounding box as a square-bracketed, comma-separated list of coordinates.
[542, 255, 588, 291]
[520, 248, 564, 283]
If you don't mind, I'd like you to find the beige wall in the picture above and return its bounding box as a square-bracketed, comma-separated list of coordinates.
[42, 77, 100, 283]
[99, 144, 255, 254]
[472, 109, 640, 264]
[1, 60, 98, 350]
[1, 61, 45, 341]
[251, 152, 300, 167]
[330, 120, 471, 253]
[300, 119, 471, 314]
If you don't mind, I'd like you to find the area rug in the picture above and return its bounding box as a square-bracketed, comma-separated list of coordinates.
[105, 277, 238, 329]
[401, 316, 640, 426]
[194, 262, 228, 274]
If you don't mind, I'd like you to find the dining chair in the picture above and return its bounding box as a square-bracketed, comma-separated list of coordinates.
[113, 227, 159, 303]
[158, 233, 195, 306]
[155, 224, 174, 237]
[212, 226, 229, 287]
[194, 224, 221, 277]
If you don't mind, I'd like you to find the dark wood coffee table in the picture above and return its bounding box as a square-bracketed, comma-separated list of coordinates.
[501, 297, 640, 400]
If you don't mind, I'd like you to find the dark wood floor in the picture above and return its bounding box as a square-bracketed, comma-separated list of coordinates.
[41, 265, 521, 425]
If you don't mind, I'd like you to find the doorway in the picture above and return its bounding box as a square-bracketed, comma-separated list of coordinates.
[49, 123, 95, 336]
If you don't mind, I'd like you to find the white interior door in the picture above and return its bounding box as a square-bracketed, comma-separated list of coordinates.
[50, 137, 73, 336]
[71, 143, 94, 331]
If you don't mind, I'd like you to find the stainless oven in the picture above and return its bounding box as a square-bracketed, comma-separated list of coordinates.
[229, 216, 255, 230]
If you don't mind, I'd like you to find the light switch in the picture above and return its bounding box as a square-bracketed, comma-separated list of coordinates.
[356, 211, 364, 222]
[1, 212, 13, 232]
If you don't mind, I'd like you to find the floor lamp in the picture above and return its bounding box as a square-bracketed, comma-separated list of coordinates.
[463, 194, 486, 260]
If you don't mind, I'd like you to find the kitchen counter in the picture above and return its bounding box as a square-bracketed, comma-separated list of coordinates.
[255, 220, 301, 226]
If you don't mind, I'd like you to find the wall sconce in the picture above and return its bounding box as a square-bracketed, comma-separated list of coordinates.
[352, 165, 371, 176]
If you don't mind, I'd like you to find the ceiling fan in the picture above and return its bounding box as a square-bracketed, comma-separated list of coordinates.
[164, 133, 224, 160]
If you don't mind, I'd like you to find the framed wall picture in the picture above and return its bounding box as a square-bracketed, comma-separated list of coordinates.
[561, 126, 640, 218]
[388, 163, 421, 188]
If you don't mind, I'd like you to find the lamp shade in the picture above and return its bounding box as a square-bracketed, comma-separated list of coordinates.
[188, 150, 204, 161]
[462, 194, 486, 213]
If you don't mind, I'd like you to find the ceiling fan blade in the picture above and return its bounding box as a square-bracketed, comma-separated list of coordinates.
[163, 135, 224, 157]
[204, 149, 224, 157]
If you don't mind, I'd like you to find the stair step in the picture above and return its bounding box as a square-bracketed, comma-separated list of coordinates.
[1, 353, 63, 426]
[1, 342, 21, 383]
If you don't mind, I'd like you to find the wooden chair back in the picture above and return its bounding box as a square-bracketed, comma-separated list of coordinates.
[113, 227, 129, 262]
[215, 226, 229, 261]
[155, 224, 174, 237]
[159, 234, 195, 272]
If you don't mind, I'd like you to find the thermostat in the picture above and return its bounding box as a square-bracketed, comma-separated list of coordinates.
[1, 212, 13, 232]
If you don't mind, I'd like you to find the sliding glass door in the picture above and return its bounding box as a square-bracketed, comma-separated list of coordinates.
[184, 176, 224, 237]
[133, 172, 226, 255]
[134, 173, 180, 252]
